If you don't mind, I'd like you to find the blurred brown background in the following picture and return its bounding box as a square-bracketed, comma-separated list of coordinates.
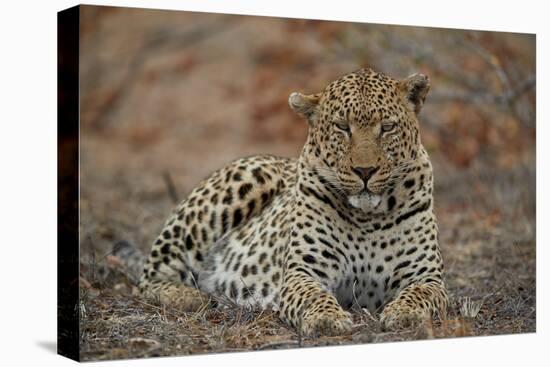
[78, 5, 535, 360]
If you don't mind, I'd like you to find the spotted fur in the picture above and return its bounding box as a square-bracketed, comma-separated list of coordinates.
[138, 68, 448, 336]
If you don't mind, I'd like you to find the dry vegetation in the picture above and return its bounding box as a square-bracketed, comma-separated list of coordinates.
[78, 6, 535, 361]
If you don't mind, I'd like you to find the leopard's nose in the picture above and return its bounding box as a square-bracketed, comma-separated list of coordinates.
[352, 166, 379, 185]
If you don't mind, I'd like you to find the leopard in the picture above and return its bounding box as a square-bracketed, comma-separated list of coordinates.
[126, 67, 448, 336]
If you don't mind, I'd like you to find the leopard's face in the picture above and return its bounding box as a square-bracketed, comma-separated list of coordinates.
[289, 68, 430, 212]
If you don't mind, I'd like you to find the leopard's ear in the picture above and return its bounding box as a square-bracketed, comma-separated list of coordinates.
[400, 73, 430, 114]
[288, 92, 321, 120]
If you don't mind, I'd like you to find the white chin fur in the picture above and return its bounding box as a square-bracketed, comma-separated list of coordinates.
[348, 193, 382, 211]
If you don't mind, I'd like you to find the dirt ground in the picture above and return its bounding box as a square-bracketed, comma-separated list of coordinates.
[77, 6, 536, 361]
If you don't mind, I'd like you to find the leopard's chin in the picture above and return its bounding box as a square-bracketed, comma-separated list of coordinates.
[348, 192, 382, 212]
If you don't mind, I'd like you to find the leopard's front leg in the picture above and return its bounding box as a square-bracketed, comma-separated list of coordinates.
[279, 270, 352, 337]
[380, 280, 448, 330]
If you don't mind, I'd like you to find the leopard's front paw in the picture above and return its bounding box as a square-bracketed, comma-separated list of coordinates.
[301, 307, 353, 337]
[380, 304, 428, 331]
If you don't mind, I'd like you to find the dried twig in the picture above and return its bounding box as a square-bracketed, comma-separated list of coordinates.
[459, 297, 482, 319]
[162, 171, 179, 204]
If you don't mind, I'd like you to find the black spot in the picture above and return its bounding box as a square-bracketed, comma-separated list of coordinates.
[251, 167, 265, 184]
[221, 209, 229, 233]
[311, 268, 328, 278]
[322, 250, 338, 261]
[185, 235, 194, 250]
[195, 251, 203, 262]
[233, 208, 243, 228]
[160, 243, 171, 254]
[238, 183, 253, 199]
[406, 247, 418, 255]
[206, 212, 216, 231]
[394, 260, 411, 271]
[315, 227, 327, 235]
[303, 234, 315, 244]
[387, 196, 396, 211]
[404, 179, 415, 188]
[375, 265, 384, 273]
[211, 193, 219, 205]
[222, 188, 233, 205]
[382, 222, 393, 230]
[303, 254, 316, 264]
[415, 253, 427, 262]
[162, 230, 171, 240]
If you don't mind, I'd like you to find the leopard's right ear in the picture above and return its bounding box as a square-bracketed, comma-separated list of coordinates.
[288, 92, 321, 121]
[400, 73, 430, 114]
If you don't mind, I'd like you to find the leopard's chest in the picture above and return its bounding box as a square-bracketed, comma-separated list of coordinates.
[332, 243, 396, 313]
[332, 217, 433, 313]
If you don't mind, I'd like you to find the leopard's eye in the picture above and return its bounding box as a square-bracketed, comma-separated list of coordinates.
[381, 121, 397, 133]
[335, 122, 351, 134]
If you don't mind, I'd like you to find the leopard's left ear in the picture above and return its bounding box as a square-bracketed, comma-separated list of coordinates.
[400, 73, 430, 114]
[288, 92, 321, 121]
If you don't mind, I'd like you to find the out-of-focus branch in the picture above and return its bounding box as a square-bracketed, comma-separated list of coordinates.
[431, 74, 535, 105]
[90, 16, 239, 130]
[460, 35, 535, 128]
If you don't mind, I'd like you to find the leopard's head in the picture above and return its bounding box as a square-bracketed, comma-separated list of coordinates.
[289, 68, 430, 213]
